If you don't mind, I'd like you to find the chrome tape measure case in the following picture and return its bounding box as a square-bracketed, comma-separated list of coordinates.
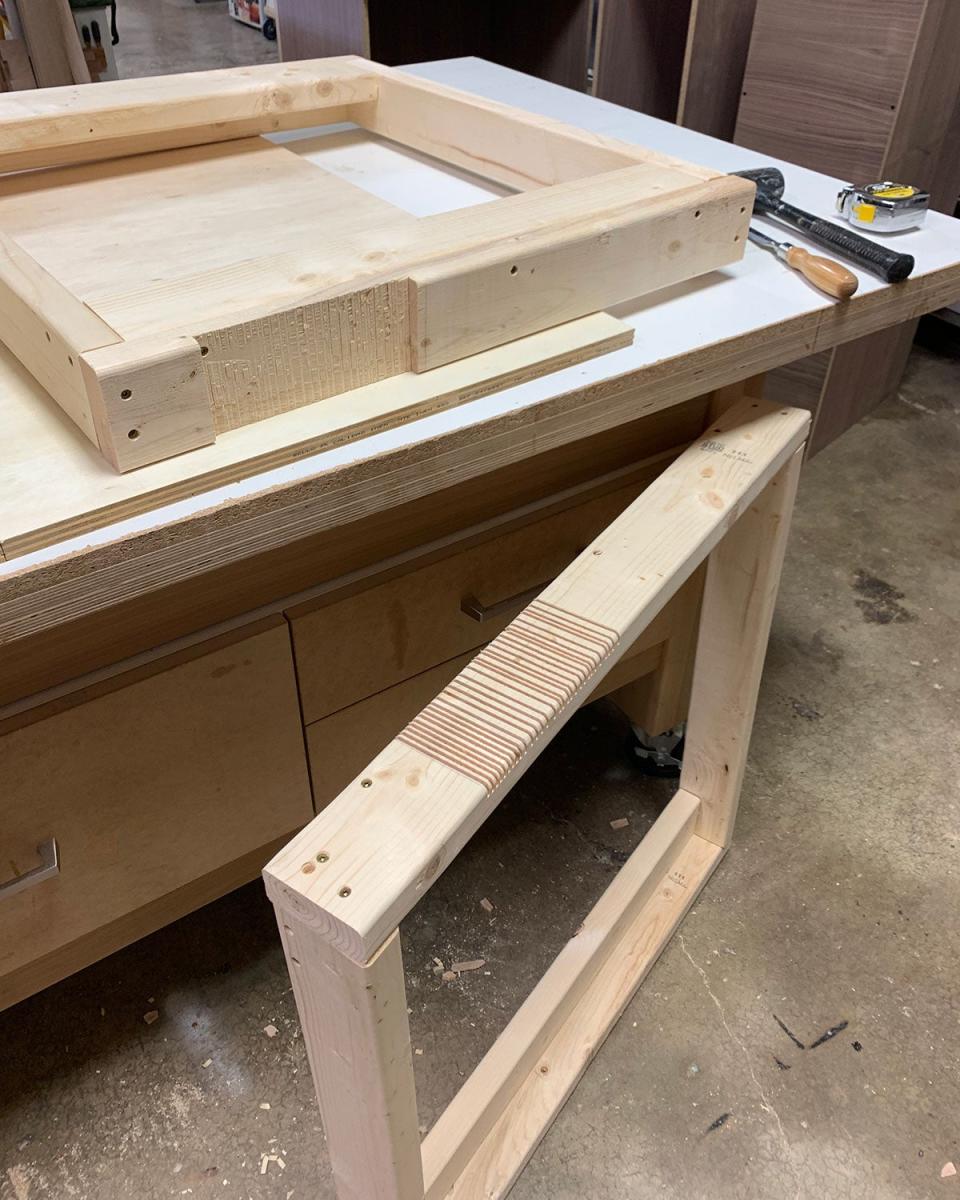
[836, 182, 929, 232]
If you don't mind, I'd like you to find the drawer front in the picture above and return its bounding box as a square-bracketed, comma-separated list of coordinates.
[290, 479, 654, 726]
[0, 619, 312, 990]
[306, 633, 665, 810]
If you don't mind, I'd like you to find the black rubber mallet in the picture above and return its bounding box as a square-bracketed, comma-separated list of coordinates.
[735, 166, 914, 283]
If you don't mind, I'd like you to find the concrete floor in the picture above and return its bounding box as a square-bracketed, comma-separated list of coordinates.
[114, 0, 278, 77]
[4, 5, 960, 1197]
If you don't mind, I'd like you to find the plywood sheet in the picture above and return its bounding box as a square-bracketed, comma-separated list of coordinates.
[0, 311, 632, 557]
[735, 0, 919, 181]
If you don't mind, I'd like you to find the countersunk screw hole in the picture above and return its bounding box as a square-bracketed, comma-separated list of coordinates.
[301, 861, 315, 874]
[740, 206, 746, 214]
[316, 852, 329, 863]
[121, 388, 132, 400]
[539, 1064, 549, 1075]
[127, 429, 140, 440]
[509, 265, 518, 275]
[694, 209, 702, 218]
[200, 345, 210, 356]
[360, 778, 372, 788]
[339, 886, 352, 898]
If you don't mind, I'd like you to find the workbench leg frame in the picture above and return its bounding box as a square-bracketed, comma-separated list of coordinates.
[265, 404, 806, 1200]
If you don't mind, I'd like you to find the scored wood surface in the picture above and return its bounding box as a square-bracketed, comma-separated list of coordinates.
[397, 600, 617, 789]
[306, 639, 664, 808]
[0, 311, 631, 558]
[264, 396, 809, 963]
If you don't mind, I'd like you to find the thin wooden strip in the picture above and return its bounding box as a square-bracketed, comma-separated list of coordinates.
[421, 788, 701, 1198]
[440, 833, 723, 1199]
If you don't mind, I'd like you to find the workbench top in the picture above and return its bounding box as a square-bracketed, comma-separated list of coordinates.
[2, 57, 959, 656]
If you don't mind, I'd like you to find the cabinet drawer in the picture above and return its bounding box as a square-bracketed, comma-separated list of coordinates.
[290, 478, 656, 726]
[0, 618, 312, 1006]
[306, 631, 666, 809]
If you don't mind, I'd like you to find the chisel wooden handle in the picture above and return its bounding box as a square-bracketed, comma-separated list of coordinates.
[783, 245, 858, 299]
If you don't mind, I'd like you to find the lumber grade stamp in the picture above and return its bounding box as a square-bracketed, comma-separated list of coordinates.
[0, 57, 751, 471]
[264, 396, 807, 1199]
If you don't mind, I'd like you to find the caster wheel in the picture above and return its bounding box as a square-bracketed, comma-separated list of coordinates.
[262, 17, 277, 38]
[629, 722, 685, 778]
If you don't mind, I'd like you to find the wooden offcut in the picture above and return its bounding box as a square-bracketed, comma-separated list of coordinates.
[0, 57, 752, 471]
[264, 396, 807, 1199]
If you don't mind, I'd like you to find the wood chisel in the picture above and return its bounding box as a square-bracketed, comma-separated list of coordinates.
[748, 227, 858, 299]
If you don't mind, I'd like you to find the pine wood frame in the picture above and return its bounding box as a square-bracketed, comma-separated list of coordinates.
[0, 57, 751, 472]
[263, 395, 808, 1200]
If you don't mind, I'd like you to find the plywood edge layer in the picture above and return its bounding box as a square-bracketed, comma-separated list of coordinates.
[1, 313, 632, 559]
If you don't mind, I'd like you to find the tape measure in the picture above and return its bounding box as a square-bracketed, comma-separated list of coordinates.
[836, 181, 929, 232]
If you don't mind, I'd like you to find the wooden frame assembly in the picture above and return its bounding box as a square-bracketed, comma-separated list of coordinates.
[263, 395, 808, 1199]
[0, 58, 752, 471]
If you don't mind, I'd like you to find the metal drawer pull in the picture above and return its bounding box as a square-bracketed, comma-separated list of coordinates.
[461, 580, 553, 624]
[1, 838, 59, 899]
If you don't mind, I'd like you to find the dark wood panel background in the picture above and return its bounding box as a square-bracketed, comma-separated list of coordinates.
[592, 0, 693, 120]
[677, 0, 758, 140]
[734, 0, 920, 181]
[275, 0, 593, 92]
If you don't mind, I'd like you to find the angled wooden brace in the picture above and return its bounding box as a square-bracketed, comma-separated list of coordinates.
[263, 395, 809, 1200]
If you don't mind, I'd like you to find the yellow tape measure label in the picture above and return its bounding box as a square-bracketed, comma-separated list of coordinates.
[871, 185, 917, 199]
[852, 202, 877, 223]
